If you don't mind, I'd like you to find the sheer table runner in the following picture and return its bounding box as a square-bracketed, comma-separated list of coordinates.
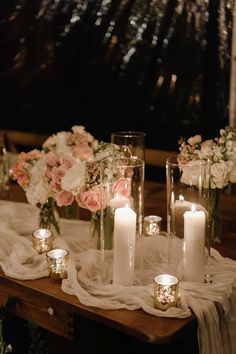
[0, 200, 235, 354]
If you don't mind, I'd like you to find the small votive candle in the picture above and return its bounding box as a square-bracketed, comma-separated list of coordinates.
[32, 228, 53, 254]
[46, 249, 69, 280]
[153, 274, 179, 310]
[143, 215, 162, 236]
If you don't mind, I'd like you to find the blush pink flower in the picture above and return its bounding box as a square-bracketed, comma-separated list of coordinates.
[56, 190, 74, 207]
[112, 177, 131, 197]
[45, 151, 60, 167]
[75, 186, 107, 212]
[50, 167, 65, 191]
[17, 149, 42, 162]
[12, 161, 30, 188]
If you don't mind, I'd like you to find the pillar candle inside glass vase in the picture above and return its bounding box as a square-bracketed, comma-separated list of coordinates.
[99, 156, 144, 285]
[166, 156, 210, 282]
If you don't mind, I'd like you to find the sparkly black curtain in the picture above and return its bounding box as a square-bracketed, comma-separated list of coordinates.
[0, 0, 233, 149]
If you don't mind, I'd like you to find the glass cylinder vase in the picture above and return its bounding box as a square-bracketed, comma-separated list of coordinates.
[111, 131, 146, 160]
[39, 197, 60, 235]
[166, 156, 210, 282]
[100, 156, 145, 286]
[208, 188, 222, 244]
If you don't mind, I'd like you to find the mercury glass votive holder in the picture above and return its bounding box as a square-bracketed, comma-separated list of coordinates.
[153, 274, 179, 311]
[32, 228, 53, 254]
[46, 249, 69, 280]
[143, 215, 162, 236]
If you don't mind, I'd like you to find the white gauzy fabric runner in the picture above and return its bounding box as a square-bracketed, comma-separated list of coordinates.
[0, 200, 236, 354]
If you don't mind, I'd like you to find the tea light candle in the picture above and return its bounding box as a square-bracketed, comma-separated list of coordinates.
[46, 248, 69, 280]
[32, 228, 53, 254]
[153, 274, 179, 310]
[143, 215, 162, 236]
[113, 205, 137, 286]
[183, 205, 205, 282]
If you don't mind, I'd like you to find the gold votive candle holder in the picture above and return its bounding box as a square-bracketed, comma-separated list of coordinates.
[153, 274, 179, 311]
[143, 215, 162, 236]
[46, 249, 69, 280]
[32, 228, 53, 254]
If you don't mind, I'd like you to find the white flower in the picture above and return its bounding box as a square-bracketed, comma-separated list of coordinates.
[180, 159, 208, 186]
[26, 179, 49, 205]
[25, 158, 50, 205]
[187, 134, 202, 146]
[61, 161, 86, 194]
[179, 126, 236, 189]
[210, 161, 231, 189]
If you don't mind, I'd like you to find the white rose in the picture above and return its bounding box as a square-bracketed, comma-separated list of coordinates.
[54, 132, 71, 155]
[180, 159, 206, 186]
[61, 161, 86, 194]
[210, 161, 230, 189]
[26, 179, 50, 205]
[71, 125, 86, 134]
[198, 140, 214, 160]
[187, 134, 202, 146]
[26, 159, 50, 205]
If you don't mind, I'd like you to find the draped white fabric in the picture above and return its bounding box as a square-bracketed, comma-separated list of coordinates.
[0, 200, 236, 354]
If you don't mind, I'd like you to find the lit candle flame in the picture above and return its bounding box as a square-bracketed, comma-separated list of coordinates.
[191, 204, 196, 213]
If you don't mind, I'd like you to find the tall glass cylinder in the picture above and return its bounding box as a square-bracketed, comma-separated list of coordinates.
[166, 156, 210, 282]
[100, 157, 144, 286]
[111, 131, 146, 161]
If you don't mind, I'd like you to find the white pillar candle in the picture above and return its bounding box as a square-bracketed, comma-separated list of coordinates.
[113, 205, 137, 286]
[183, 206, 205, 282]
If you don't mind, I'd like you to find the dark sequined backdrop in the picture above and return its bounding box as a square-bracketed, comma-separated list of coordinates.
[0, 0, 233, 149]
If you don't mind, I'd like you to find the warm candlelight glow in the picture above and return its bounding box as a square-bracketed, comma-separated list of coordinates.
[32, 228, 53, 254]
[183, 206, 205, 282]
[143, 215, 162, 236]
[46, 248, 69, 280]
[153, 274, 179, 310]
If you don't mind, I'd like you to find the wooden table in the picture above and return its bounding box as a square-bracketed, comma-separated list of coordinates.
[0, 181, 235, 354]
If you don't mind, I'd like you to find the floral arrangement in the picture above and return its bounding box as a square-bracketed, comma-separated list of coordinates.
[12, 125, 130, 235]
[178, 125, 236, 189]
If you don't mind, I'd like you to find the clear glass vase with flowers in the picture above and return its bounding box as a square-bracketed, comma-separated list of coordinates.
[12, 125, 99, 234]
[178, 125, 236, 245]
[75, 143, 124, 250]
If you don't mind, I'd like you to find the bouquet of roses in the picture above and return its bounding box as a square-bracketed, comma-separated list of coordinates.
[178, 125, 236, 189]
[12, 126, 130, 235]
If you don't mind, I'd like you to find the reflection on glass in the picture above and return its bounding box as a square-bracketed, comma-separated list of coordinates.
[111, 131, 146, 161]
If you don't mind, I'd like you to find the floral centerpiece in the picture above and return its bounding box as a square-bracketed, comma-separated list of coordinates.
[12, 126, 129, 243]
[12, 125, 99, 233]
[178, 125, 236, 243]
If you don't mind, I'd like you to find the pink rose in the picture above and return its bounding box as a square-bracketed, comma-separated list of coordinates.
[75, 186, 107, 212]
[56, 190, 74, 207]
[112, 177, 131, 197]
[45, 151, 60, 167]
[12, 161, 30, 188]
[17, 149, 42, 162]
[60, 155, 74, 169]
[50, 167, 65, 191]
